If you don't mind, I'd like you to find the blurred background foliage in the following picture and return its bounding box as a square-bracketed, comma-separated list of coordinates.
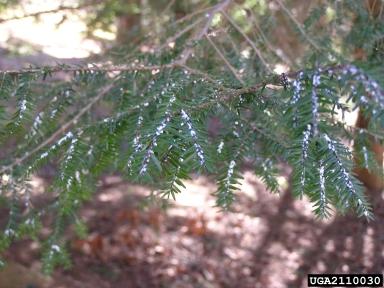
[0, 0, 381, 66]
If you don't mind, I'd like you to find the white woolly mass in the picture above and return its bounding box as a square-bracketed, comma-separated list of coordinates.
[290, 71, 304, 105]
[67, 138, 78, 161]
[25, 218, 35, 226]
[39, 151, 49, 160]
[300, 124, 312, 190]
[342, 65, 384, 109]
[127, 114, 145, 170]
[311, 73, 320, 135]
[319, 159, 326, 208]
[139, 114, 171, 175]
[312, 73, 320, 87]
[228, 160, 236, 173]
[323, 134, 369, 217]
[290, 72, 305, 127]
[17, 99, 28, 120]
[224, 160, 236, 192]
[362, 146, 369, 169]
[58, 132, 73, 146]
[155, 116, 170, 137]
[28, 131, 75, 174]
[50, 109, 58, 118]
[324, 134, 354, 190]
[217, 140, 224, 154]
[51, 244, 60, 252]
[60, 137, 78, 189]
[19, 99, 27, 112]
[139, 96, 176, 175]
[75, 171, 81, 183]
[180, 109, 205, 165]
[302, 125, 311, 161]
[32, 112, 44, 135]
[48, 244, 61, 258]
[4, 229, 15, 237]
[137, 115, 143, 126]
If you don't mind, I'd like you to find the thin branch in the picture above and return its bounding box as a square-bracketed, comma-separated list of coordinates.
[177, 0, 231, 65]
[196, 80, 267, 110]
[161, 0, 176, 14]
[0, 0, 232, 77]
[205, 34, 245, 85]
[0, 70, 287, 175]
[274, 0, 321, 51]
[240, 4, 295, 68]
[1, 63, 170, 75]
[0, 62, 219, 86]
[172, 5, 213, 26]
[156, 17, 205, 52]
[1, 63, 350, 174]
[221, 10, 272, 72]
[178, 63, 218, 83]
[0, 1, 102, 23]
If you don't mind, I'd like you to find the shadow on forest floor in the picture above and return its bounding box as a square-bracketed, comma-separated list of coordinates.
[2, 171, 384, 288]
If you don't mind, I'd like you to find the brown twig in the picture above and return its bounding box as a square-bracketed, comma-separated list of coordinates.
[237, 4, 294, 68]
[0, 68, 280, 175]
[177, 0, 231, 65]
[0, 1, 102, 23]
[156, 17, 205, 52]
[205, 34, 245, 85]
[1, 63, 170, 75]
[1, 0, 231, 77]
[0, 63, 352, 175]
[221, 10, 272, 72]
[274, 0, 321, 51]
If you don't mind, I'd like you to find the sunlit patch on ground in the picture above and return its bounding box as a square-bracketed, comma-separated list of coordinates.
[0, 0, 109, 58]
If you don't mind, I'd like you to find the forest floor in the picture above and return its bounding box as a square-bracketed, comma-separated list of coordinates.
[2, 171, 383, 288]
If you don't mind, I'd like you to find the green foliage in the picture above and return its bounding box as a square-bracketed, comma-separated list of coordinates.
[0, 0, 383, 272]
[0, 0, 19, 12]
